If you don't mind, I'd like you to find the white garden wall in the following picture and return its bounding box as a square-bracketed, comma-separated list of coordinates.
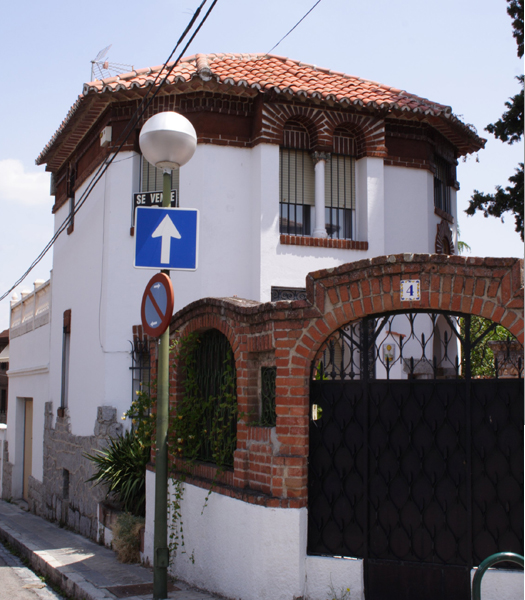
[144, 470, 366, 600]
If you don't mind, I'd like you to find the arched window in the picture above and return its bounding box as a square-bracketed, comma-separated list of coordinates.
[174, 329, 237, 468]
[279, 121, 314, 235]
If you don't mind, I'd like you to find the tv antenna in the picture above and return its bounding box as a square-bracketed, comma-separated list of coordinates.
[90, 45, 133, 81]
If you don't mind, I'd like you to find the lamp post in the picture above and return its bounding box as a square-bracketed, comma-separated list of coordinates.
[139, 112, 197, 600]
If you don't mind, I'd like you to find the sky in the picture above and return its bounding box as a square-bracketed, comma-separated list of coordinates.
[0, 0, 523, 332]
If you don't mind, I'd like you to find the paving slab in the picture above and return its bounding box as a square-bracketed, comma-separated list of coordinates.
[0, 501, 225, 600]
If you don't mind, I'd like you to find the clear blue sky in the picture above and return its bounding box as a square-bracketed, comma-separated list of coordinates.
[0, 0, 523, 331]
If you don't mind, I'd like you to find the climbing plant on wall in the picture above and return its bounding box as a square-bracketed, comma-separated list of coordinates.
[170, 329, 238, 469]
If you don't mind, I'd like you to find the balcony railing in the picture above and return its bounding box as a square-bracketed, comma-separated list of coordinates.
[10, 279, 51, 339]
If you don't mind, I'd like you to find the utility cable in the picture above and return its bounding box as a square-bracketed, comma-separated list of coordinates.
[267, 0, 323, 54]
[0, 0, 219, 304]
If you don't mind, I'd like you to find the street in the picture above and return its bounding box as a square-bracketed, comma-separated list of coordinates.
[0, 540, 64, 600]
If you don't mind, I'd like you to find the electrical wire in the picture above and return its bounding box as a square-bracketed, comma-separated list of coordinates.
[267, 0, 323, 54]
[0, 0, 219, 304]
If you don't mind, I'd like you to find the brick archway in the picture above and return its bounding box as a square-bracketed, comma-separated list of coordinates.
[261, 103, 387, 157]
[161, 255, 523, 506]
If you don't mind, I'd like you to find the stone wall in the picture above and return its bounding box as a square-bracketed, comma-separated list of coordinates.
[31, 402, 123, 540]
[2, 440, 11, 500]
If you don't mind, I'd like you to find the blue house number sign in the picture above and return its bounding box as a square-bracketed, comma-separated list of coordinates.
[401, 279, 421, 302]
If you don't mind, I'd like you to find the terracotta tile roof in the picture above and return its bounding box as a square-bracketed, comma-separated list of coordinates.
[82, 53, 453, 115]
[36, 53, 484, 167]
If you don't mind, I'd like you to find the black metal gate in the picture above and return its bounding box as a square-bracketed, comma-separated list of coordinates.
[308, 311, 523, 600]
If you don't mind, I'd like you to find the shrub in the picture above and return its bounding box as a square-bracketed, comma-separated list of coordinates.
[85, 429, 150, 517]
[112, 512, 144, 563]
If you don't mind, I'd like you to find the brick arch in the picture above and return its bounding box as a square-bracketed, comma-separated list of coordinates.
[281, 114, 320, 149]
[323, 111, 387, 159]
[261, 103, 388, 158]
[169, 312, 242, 392]
[160, 255, 523, 505]
[297, 255, 524, 374]
[281, 118, 315, 149]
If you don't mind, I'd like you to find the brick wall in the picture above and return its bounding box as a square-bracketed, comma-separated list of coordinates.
[150, 255, 524, 509]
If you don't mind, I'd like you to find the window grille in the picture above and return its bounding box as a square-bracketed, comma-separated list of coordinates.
[325, 154, 355, 239]
[260, 366, 277, 427]
[141, 157, 179, 196]
[280, 121, 314, 236]
[130, 336, 151, 405]
[0, 389, 6, 417]
[279, 148, 315, 235]
[61, 310, 71, 409]
[180, 330, 237, 467]
[434, 156, 451, 214]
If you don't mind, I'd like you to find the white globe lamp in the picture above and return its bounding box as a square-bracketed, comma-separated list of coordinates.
[139, 111, 197, 169]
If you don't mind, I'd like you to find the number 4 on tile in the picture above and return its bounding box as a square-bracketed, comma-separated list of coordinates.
[401, 279, 421, 301]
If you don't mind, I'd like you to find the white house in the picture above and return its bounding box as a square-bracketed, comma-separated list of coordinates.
[6, 53, 498, 599]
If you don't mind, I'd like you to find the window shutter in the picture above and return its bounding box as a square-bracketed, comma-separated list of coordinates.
[325, 154, 355, 209]
[280, 149, 315, 206]
[141, 158, 179, 193]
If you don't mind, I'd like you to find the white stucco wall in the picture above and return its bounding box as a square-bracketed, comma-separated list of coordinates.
[171, 144, 256, 306]
[144, 470, 522, 600]
[384, 165, 458, 255]
[11, 139, 492, 598]
[144, 471, 360, 600]
[48, 153, 154, 436]
[40, 145, 454, 441]
[384, 166, 434, 254]
[7, 320, 50, 489]
[471, 567, 524, 600]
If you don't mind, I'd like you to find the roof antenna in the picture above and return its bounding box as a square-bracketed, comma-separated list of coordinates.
[90, 45, 134, 81]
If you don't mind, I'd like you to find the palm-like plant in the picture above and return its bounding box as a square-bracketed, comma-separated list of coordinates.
[85, 430, 150, 517]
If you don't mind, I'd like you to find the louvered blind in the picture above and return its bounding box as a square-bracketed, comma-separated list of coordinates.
[325, 154, 355, 209]
[141, 157, 180, 194]
[279, 149, 315, 206]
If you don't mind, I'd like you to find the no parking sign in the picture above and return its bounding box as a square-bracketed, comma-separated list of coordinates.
[140, 273, 174, 337]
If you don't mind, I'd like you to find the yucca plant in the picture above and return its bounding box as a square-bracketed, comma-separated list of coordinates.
[85, 429, 150, 517]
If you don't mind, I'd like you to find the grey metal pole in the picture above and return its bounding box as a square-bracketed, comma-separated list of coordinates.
[153, 170, 172, 600]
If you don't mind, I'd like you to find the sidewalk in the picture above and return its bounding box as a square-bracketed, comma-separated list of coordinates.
[0, 500, 224, 600]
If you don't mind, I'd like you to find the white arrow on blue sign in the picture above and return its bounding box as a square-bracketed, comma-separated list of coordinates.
[134, 206, 199, 270]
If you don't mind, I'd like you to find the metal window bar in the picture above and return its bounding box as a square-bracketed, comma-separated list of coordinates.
[186, 330, 237, 467]
[129, 338, 151, 409]
[279, 148, 314, 235]
[325, 154, 355, 239]
[312, 312, 524, 381]
[260, 366, 277, 427]
[141, 157, 179, 195]
[434, 157, 451, 214]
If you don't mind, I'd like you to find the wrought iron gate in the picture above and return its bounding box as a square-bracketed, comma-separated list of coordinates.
[308, 311, 523, 600]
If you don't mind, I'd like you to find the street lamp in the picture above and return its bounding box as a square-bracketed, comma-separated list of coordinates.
[139, 111, 197, 600]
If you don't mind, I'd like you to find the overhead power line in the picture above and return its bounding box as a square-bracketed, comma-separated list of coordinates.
[267, 0, 323, 54]
[0, 0, 219, 304]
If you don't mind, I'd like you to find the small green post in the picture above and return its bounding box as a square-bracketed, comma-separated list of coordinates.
[471, 552, 524, 600]
[153, 170, 172, 600]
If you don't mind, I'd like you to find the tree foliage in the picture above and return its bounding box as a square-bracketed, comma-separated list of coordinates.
[466, 0, 524, 240]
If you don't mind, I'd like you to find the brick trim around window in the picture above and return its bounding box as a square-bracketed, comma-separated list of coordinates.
[280, 234, 368, 250]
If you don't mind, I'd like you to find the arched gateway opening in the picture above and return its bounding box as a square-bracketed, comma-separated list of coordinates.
[308, 310, 523, 600]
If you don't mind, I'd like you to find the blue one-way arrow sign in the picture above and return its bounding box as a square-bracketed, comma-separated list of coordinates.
[134, 206, 199, 270]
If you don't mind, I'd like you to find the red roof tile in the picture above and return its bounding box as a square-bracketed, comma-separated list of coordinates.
[37, 53, 484, 167]
[84, 52, 457, 112]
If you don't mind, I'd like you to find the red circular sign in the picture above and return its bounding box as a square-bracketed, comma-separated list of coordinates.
[141, 273, 174, 337]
